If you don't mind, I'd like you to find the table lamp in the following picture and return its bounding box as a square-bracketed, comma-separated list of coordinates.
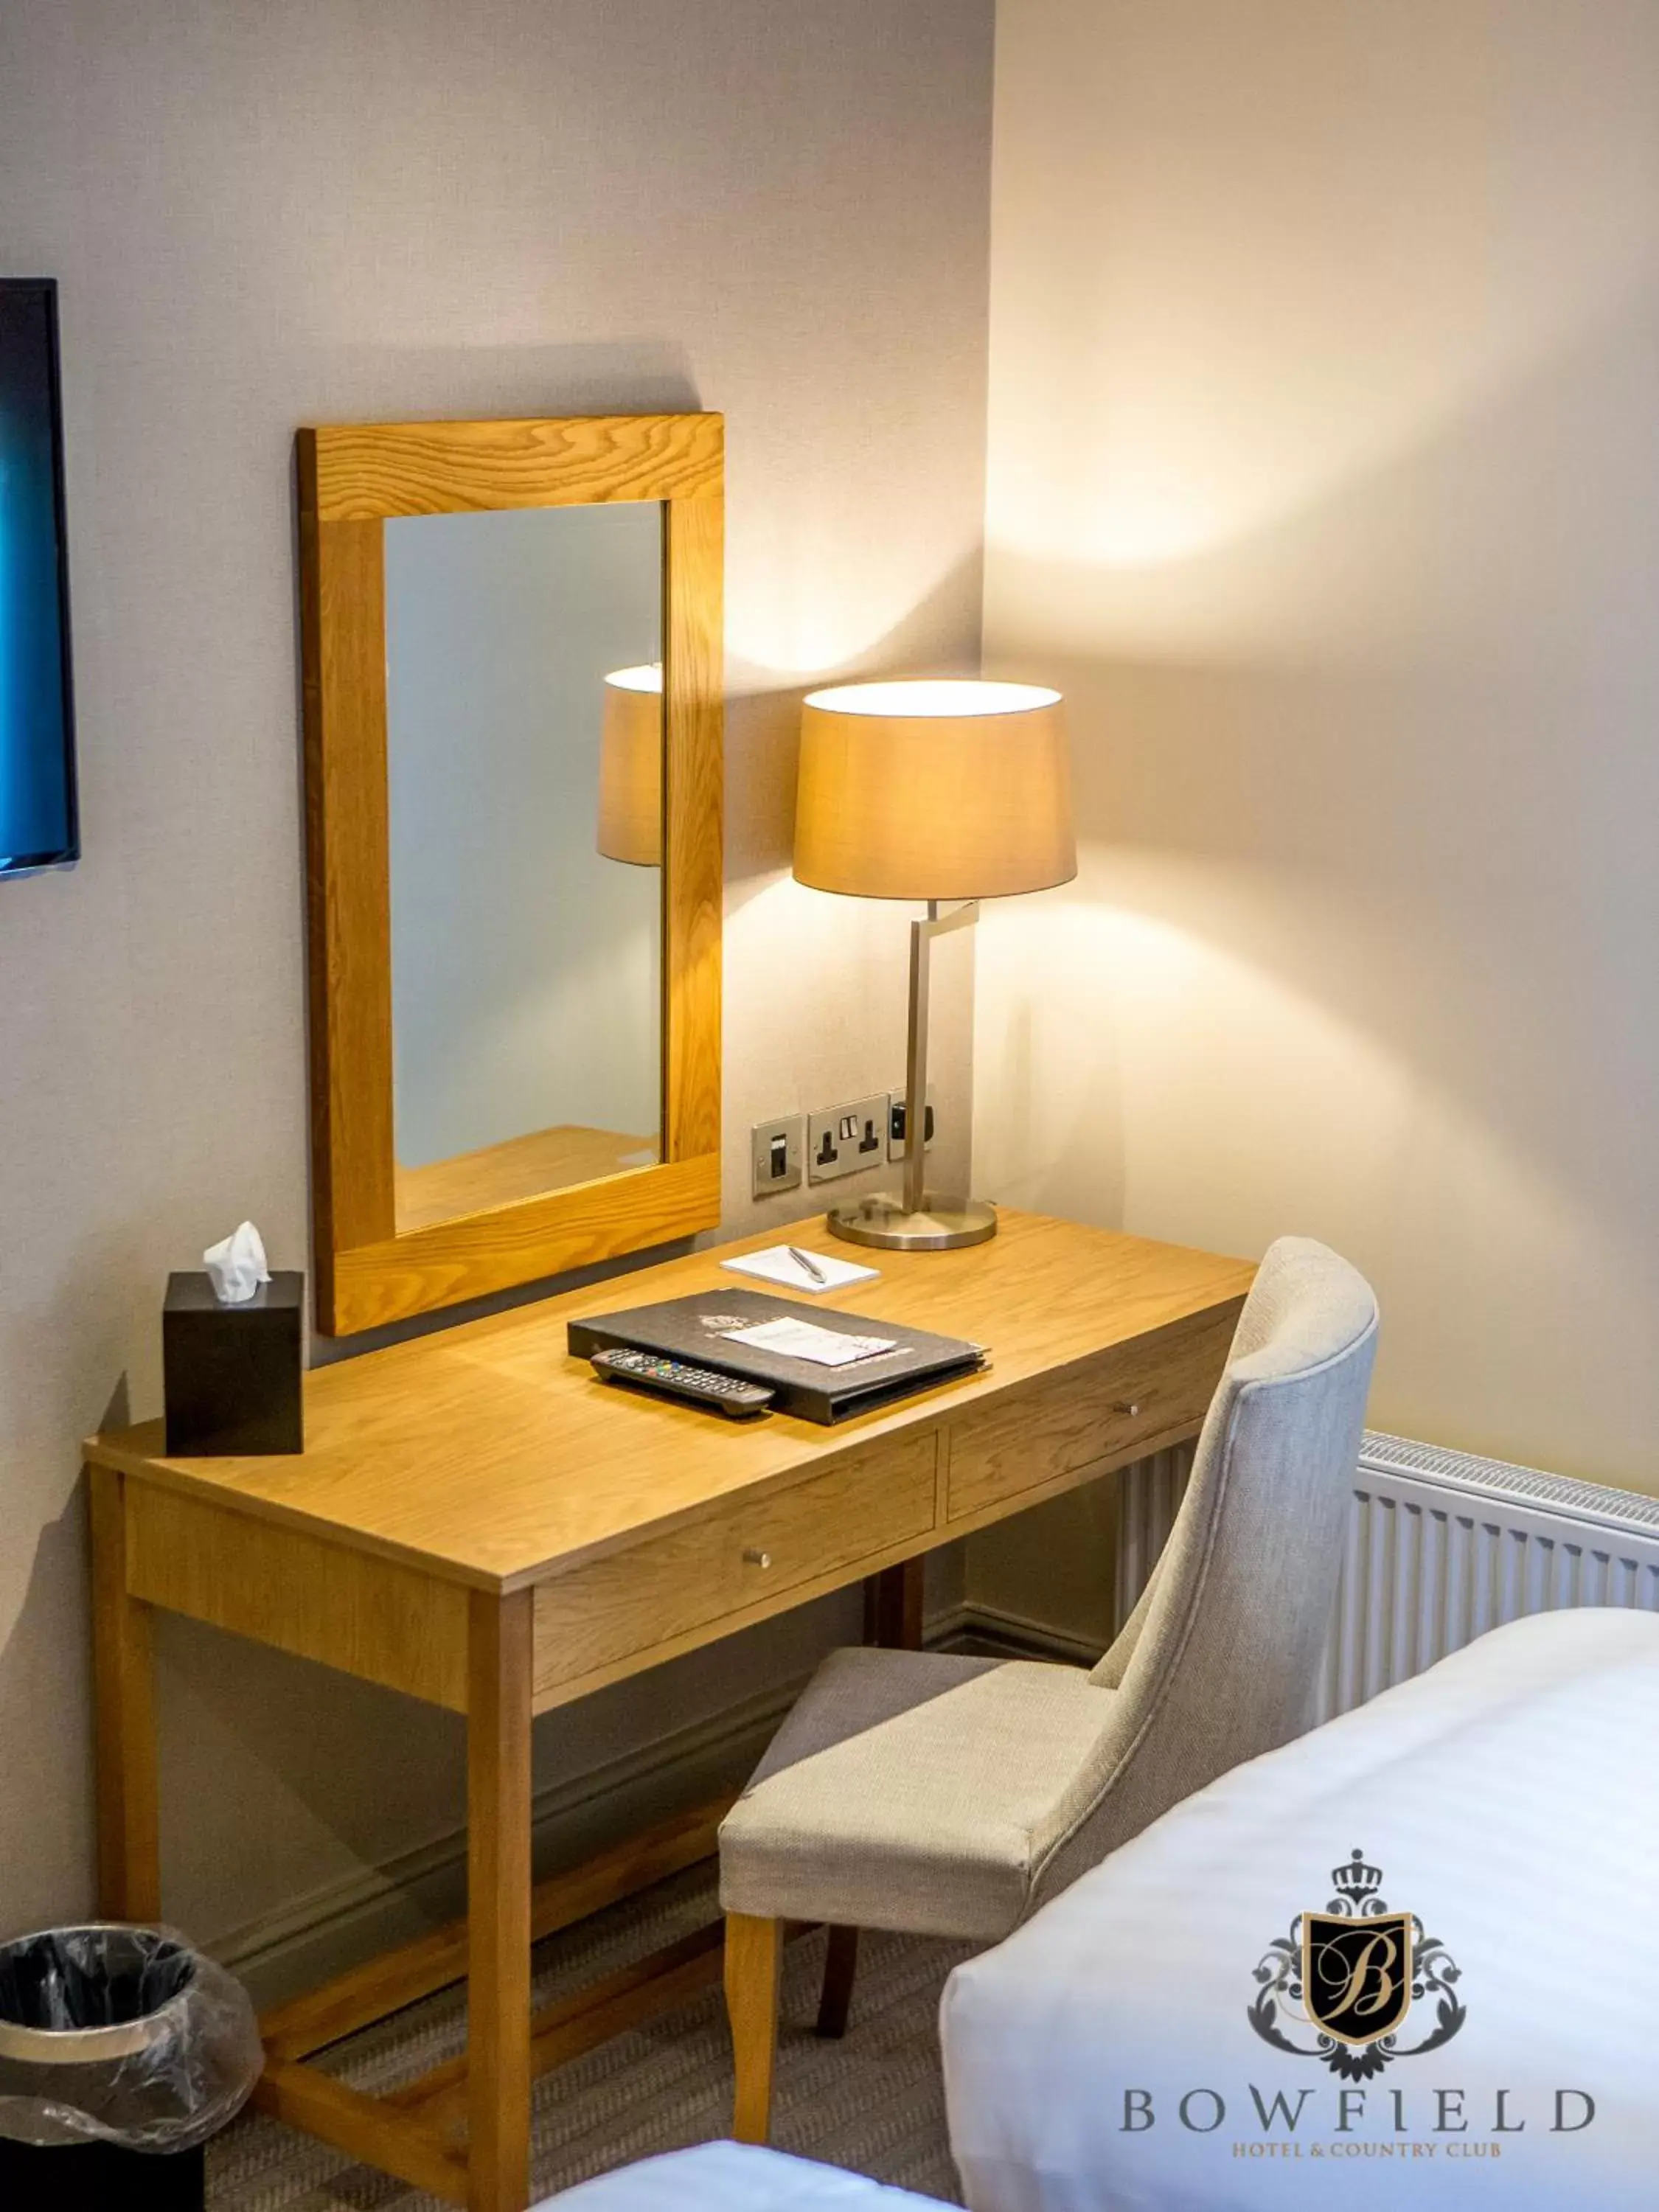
[793, 678, 1075, 1250]
[597, 664, 663, 866]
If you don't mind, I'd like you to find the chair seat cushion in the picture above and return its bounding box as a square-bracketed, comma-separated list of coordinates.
[719, 1646, 1110, 1940]
[538, 2141, 947, 2208]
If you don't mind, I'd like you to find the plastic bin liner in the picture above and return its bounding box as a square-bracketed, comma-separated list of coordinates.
[0, 1924, 261, 2151]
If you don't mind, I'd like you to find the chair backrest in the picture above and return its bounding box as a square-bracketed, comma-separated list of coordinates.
[1029, 1236, 1378, 1910]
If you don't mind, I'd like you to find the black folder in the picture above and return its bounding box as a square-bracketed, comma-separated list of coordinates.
[567, 1287, 987, 1424]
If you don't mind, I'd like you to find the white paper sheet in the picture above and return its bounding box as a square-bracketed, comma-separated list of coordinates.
[719, 1317, 897, 1367]
[720, 1245, 880, 1293]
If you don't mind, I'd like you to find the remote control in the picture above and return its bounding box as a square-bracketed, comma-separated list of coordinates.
[590, 1346, 776, 1419]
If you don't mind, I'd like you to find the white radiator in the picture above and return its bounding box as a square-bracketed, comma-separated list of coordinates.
[1112, 1444, 1197, 1628]
[1114, 1430, 1659, 1722]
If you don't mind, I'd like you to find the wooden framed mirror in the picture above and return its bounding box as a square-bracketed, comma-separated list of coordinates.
[297, 414, 723, 1335]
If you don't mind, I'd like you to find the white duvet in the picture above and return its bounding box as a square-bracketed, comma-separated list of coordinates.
[542, 2143, 945, 2208]
[941, 1607, 1659, 2211]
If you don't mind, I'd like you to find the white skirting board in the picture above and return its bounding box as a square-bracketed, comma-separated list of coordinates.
[1114, 1429, 1659, 1723]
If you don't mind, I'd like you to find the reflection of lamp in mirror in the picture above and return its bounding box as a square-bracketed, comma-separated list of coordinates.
[597, 664, 663, 866]
[794, 678, 1075, 1251]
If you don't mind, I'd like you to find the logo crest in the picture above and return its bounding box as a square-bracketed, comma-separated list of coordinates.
[1301, 1911, 1413, 2044]
[1247, 1850, 1466, 2081]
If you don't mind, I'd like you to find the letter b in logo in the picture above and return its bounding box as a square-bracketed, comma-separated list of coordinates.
[1301, 1913, 1414, 2045]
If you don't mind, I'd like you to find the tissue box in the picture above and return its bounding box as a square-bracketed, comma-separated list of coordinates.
[163, 1272, 304, 1455]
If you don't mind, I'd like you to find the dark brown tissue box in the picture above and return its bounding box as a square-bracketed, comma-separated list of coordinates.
[163, 1271, 304, 1455]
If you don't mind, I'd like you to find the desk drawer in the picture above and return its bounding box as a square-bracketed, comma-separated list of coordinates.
[944, 1304, 1239, 1524]
[532, 1433, 938, 1703]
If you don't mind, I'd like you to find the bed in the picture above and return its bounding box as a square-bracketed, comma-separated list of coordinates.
[540, 2141, 947, 2208]
[942, 1606, 1659, 2210]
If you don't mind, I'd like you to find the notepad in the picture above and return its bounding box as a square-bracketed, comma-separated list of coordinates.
[719, 1245, 880, 1294]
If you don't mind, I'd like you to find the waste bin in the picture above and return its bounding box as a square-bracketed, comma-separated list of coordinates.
[0, 1923, 262, 2209]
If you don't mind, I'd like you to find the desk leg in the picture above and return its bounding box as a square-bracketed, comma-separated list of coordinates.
[863, 1557, 925, 1649]
[90, 1466, 161, 1921]
[467, 1590, 533, 2212]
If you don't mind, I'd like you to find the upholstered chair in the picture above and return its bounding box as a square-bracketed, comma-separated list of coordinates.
[717, 1237, 1378, 2141]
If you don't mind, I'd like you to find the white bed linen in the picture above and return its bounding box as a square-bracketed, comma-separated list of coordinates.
[942, 1608, 1659, 2211]
[540, 2142, 947, 2209]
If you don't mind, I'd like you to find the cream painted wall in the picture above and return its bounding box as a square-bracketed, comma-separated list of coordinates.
[0, 0, 990, 1948]
[975, 0, 1659, 1559]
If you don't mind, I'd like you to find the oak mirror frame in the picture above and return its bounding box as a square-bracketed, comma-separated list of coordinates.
[297, 414, 723, 1336]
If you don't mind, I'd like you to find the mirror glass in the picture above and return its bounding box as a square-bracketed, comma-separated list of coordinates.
[383, 501, 663, 1234]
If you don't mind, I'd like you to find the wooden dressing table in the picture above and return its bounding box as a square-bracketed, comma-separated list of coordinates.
[86, 1210, 1253, 2212]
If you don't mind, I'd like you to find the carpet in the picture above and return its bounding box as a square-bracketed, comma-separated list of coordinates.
[209, 1863, 973, 2209]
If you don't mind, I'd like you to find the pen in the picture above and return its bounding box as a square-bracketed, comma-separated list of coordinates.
[787, 1245, 828, 1286]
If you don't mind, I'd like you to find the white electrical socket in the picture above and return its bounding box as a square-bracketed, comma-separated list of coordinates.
[886, 1084, 938, 1163]
[807, 1093, 888, 1183]
[751, 1114, 804, 1198]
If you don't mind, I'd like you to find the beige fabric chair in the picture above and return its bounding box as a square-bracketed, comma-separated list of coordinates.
[717, 1237, 1378, 2140]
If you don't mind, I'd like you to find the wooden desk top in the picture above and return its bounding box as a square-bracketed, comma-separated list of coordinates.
[86, 1211, 1253, 1594]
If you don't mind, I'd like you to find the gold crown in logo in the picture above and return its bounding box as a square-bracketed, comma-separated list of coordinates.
[1330, 1848, 1384, 1907]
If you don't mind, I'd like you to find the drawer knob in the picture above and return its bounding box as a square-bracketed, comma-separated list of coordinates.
[1116, 1401, 1142, 1419]
[742, 1548, 773, 1569]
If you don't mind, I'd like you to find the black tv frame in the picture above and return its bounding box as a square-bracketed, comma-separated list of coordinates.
[0, 276, 79, 879]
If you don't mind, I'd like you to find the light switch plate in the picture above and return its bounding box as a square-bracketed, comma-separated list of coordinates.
[808, 1093, 889, 1183]
[751, 1115, 804, 1198]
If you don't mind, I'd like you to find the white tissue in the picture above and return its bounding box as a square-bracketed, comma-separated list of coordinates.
[203, 1221, 271, 1305]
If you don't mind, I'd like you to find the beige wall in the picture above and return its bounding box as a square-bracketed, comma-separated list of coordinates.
[975, 0, 1659, 1541]
[0, 0, 991, 1951]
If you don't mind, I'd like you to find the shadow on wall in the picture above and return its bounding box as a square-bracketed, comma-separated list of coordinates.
[155, 1613, 463, 1958]
[0, 1351, 138, 1933]
[154, 1580, 868, 2003]
[0, 1493, 97, 1930]
[977, 281, 1659, 1486]
[296, 338, 703, 434]
[724, 552, 987, 893]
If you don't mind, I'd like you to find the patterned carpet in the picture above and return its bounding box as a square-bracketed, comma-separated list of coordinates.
[209, 1863, 973, 2209]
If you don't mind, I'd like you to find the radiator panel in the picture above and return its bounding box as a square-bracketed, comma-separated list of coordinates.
[1113, 1429, 1659, 1722]
[1111, 1444, 1194, 1629]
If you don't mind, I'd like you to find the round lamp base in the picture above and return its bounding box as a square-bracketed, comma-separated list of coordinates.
[824, 1193, 998, 1253]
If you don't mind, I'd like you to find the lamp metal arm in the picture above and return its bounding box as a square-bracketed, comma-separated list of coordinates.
[903, 899, 979, 1215]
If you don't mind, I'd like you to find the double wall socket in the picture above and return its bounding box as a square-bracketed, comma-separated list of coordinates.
[808, 1093, 888, 1183]
[750, 1088, 940, 1199]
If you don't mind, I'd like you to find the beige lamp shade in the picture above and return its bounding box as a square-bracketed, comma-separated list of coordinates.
[793, 679, 1075, 900]
[597, 664, 663, 866]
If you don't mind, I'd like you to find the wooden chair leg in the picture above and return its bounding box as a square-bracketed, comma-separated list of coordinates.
[724, 1913, 782, 2144]
[816, 1925, 859, 2039]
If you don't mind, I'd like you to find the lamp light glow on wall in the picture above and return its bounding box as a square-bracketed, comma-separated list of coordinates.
[793, 678, 1074, 1249]
[597, 664, 662, 866]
